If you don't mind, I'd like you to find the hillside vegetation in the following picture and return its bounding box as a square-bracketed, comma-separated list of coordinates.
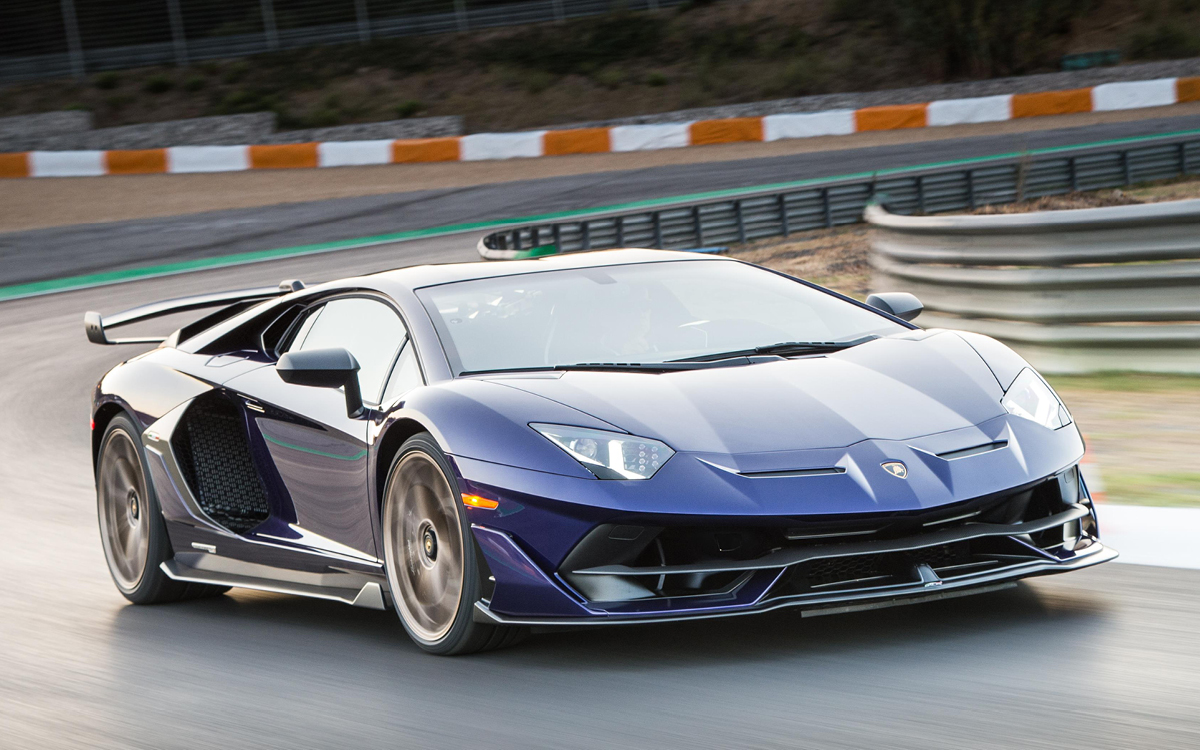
[3, 0, 1199, 133]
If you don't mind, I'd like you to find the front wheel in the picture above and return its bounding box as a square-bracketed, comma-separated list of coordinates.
[96, 413, 227, 604]
[381, 433, 525, 655]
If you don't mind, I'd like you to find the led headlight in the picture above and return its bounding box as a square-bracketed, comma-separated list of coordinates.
[531, 424, 674, 480]
[1001, 368, 1071, 429]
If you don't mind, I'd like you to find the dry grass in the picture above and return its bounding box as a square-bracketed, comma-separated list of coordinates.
[3, 0, 1200, 134]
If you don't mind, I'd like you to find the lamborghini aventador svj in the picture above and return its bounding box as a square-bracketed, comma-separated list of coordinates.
[86, 249, 1114, 654]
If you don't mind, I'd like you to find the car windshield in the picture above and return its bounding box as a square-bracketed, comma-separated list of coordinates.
[416, 259, 907, 375]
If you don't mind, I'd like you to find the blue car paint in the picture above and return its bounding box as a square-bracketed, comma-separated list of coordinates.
[91, 249, 1104, 624]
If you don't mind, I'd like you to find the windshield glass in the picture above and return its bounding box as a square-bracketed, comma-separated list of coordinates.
[417, 260, 906, 374]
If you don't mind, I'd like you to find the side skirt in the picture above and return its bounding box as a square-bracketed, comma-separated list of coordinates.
[161, 556, 388, 610]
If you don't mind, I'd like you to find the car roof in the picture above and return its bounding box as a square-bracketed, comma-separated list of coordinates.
[361, 248, 730, 294]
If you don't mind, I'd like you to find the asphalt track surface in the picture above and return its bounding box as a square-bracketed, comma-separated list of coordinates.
[5, 111, 1200, 288]
[3, 119, 1200, 749]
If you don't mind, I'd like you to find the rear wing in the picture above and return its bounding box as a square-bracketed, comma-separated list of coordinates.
[84, 279, 305, 346]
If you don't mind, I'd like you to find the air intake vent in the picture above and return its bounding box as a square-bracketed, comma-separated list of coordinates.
[172, 394, 270, 534]
[937, 441, 1007, 460]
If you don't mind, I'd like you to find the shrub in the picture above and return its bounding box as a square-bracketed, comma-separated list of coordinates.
[829, 0, 1096, 77]
[521, 70, 554, 94]
[593, 67, 625, 90]
[94, 72, 120, 90]
[395, 99, 424, 118]
[646, 71, 668, 87]
[143, 74, 174, 94]
[221, 61, 249, 84]
[1128, 23, 1200, 59]
[183, 75, 206, 92]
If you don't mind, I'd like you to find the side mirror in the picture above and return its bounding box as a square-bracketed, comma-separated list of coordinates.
[277, 347, 364, 418]
[866, 292, 923, 322]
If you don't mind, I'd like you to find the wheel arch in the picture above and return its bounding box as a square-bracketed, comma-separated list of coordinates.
[92, 401, 134, 477]
[374, 417, 439, 511]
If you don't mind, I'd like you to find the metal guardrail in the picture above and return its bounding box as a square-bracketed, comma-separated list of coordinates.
[867, 200, 1200, 374]
[477, 132, 1200, 260]
[0, 0, 682, 83]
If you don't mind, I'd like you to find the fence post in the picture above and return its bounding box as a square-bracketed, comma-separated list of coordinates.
[1179, 142, 1189, 176]
[552, 223, 562, 252]
[777, 193, 789, 236]
[1121, 149, 1131, 186]
[355, 0, 371, 43]
[915, 175, 925, 214]
[166, 0, 189, 66]
[260, 0, 279, 50]
[59, 0, 85, 79]
[454, 0, 469, 32]
[965, 169, 975, 210]
[692, 205, 704, 247]
[581, 221, 591, 250]
[615, 217, 624, 246]
[821, 188, 832, 228]
[652, 211, 663, 248]
[1068, 156, 1078, 192]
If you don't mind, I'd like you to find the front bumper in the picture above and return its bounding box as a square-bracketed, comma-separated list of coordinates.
[473, 536, 1116, 627]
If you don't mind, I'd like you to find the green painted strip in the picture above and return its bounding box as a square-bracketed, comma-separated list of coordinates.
[261, 433, 367, 461]
[3, 126, 1199, 304]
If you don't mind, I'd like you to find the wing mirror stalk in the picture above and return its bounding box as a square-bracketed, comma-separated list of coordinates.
[866, 292, 923, 322]
[277, 348, 365, 418]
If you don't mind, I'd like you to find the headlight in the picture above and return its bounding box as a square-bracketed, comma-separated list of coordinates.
[1001, 368, 1071, 429]
[531, 424, 674, 480]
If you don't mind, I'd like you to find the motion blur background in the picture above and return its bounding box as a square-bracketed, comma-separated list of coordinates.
[2, 1, 1199, 748]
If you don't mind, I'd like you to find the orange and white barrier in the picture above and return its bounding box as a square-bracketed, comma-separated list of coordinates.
[3, 75, 1199, 178]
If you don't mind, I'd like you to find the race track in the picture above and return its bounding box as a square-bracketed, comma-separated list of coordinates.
[2, 121, 1199, 749]
[6, 111, 1200, 288]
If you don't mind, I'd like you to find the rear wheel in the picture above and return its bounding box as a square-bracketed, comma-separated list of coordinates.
[97, 413, 227, 604]
[382, 433, 525, 655]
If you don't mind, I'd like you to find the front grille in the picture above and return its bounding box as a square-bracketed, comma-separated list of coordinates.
[806, 555, 889, 587]
[172, 394, 270, 534]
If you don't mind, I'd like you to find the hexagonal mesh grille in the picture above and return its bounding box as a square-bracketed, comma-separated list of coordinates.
[173, 395, 269, 534]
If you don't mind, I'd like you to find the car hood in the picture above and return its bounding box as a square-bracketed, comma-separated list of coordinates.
[485, 331, 1007, 455]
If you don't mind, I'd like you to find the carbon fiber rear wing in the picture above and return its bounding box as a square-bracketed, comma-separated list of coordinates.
[84, 280, 304, 345]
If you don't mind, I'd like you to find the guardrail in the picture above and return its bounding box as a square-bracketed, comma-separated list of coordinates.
[866, 200, 1200, 374]
[477, 131, 1200, 260]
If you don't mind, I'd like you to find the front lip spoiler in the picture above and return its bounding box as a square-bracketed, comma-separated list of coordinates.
[473, 541, 1118, 627]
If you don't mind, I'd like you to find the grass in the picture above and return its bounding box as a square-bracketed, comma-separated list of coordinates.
[1046, 372, 1200, 392]
[1104, 471, 1200, 507]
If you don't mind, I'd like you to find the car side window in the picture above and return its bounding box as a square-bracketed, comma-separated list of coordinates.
[287, 297, 407, 405]
[381, 342, 423, 404]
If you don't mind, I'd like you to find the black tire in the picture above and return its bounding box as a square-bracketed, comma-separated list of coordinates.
[381, 433, 527, 655]
[96, 413, 228, 604]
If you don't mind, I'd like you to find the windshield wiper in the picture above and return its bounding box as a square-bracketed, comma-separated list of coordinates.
[671, 335, 880, 363]
[459, 357, 783, 376]
[554, 359, 782, 372]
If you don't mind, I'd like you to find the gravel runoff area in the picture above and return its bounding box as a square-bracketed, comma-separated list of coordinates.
[727, 177, 1200, 508]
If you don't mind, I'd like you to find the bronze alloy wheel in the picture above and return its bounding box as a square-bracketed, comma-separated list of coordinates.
[384, 450, 466, 644]
[95, 413, 229, 605]
[98, 425, 152, 593]
[381, 434, 525, 655]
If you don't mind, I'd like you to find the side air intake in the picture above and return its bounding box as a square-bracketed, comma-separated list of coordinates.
[172, 394, 270, 534]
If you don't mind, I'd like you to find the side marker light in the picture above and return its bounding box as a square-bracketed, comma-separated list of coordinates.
[461, 493, 499, 510]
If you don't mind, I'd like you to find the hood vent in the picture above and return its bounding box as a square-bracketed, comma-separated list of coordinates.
[936, 441, 1008, 460]
[740, 466, 846, 479]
